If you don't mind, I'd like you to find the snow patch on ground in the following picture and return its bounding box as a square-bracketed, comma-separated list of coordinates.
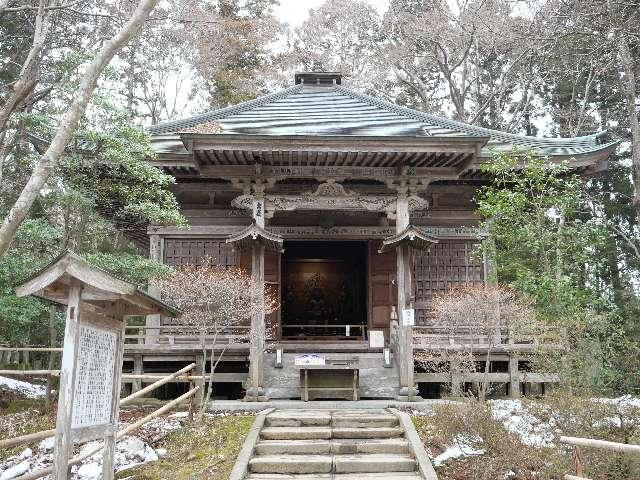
[490, 399, 555, 448]
[433, 435, 485, 466]
[168, 411, 189, 418]
[0, 376, 45, 399]
[38, 437, 54, 452]
[593, 395, 640, 409]
[0, 411, 196, 480]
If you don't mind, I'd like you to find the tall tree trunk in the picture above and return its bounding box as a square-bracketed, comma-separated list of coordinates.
[617, 35, 640, 221]
[0, 0, 159, 257]
[0, 0, 53, 134]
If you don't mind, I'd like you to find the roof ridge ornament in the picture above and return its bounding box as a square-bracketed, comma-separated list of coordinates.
[294, 71, 342, 86]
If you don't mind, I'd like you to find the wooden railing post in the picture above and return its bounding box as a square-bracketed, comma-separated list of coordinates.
[572, 446, 583, 477]
[45, 306, 57, 411]
[132, 354, 143, 393]
[509, 356, 520, 398]
[195, 353, 205, 405]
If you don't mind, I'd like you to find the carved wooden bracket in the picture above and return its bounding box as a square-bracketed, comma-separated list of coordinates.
[231, 181, 429, 215]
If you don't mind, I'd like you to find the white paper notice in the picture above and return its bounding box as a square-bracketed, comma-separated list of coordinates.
[402, 308, 415, 326]
[369, 330, 385, 348]
[72, 325, 117, 428]
[294, 354, 325, 366]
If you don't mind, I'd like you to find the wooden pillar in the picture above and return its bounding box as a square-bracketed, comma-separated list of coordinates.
[394, 195, 416, 400]
[248, 241, 266, 400]
[509, 356, 520, 398]
[52, 282, 83, 480]
[146, 234, 162, 344]
[248, 195, 266, 401]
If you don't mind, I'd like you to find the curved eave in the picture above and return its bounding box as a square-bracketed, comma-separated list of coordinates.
[225, 224, 284, 253]
[378, 226, 440, 253]
[474, 140, 618, 170]
[178, 132, 491, 152]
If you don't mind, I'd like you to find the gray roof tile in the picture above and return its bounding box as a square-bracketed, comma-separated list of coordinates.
[148, 84, 615, 158]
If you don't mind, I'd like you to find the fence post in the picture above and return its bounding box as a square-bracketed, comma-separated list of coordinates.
[509, 356, 520, 398]
[195, 353, 205, 406]
[572, 446, 583, 476]
[132, 355, 143, 393]
[45, 306, 57, 411]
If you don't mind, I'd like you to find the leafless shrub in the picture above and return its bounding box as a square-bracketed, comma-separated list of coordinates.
[417, 284, 548, 400]
[151, 257, 278, 419]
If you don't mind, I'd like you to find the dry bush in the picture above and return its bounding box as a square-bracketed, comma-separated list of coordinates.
[414, 394, 640, 480]
[151, 258, 278, 418]
[414, 402, 567, 480]
[527, 391, 640, 479]
[417, 285, 548, 400]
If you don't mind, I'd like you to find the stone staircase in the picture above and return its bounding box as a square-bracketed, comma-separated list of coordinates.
[244, 409, 426, 480]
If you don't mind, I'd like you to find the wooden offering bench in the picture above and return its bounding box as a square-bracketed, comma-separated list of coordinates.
[299, 358, 359, 401]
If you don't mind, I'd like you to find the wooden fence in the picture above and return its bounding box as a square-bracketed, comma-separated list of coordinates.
[413, 325, 565, 353]
[560, 435, 640, 480]
[123, 324, 251, 345]
[1, 364, 200, 480]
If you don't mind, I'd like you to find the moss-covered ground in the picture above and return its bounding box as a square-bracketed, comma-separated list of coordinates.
[117, 415, 254, 480]
[0, 401, 55, 462]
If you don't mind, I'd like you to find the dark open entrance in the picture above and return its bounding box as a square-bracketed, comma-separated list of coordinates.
[281, 241, 367, 340]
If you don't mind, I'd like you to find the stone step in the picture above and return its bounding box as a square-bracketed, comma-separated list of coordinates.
[249, 455, 332, 474]
[332, 426, 404, 439]
[332, 475, 422, 480]
[255, 438, 410, 456]
[333, 454, 416, 474]
[260, 425, 404, 440]
[331, 413, 399, 428]
[331, 438, 410, 455]
[255, 440, 331, 455]
[266, 410, 331, 427]
[246, 474, 422, 480]
[260, 427, 332, 440]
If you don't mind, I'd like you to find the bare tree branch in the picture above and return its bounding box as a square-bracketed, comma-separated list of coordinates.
[0, 0, 159, 257]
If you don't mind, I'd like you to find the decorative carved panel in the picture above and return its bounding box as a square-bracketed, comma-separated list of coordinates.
[231, 181, 429, 216]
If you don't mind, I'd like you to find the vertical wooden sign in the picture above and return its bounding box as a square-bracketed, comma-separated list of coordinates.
[52, 287, 125, 480]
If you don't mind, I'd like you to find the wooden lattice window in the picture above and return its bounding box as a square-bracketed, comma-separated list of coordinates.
[161, 238, 238, 328]
[163, 238, 236, 268]
[413, 240, 484, 325]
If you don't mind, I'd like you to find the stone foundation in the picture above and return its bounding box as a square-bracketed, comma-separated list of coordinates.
[263, 352, 399, 399]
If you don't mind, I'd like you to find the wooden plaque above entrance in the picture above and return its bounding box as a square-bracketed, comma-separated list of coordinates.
[183, 164, 463, 181]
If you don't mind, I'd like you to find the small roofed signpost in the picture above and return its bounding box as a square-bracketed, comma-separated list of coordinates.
[15, 251, 179, 480]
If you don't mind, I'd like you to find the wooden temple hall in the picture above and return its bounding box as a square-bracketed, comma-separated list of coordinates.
[123, 71, 615, 401]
